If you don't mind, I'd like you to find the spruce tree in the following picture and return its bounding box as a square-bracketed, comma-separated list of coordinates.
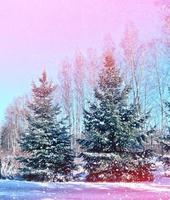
[79, 50, 153, 182]
[162, 94, 170, 153]
[18, 71, 75, 181]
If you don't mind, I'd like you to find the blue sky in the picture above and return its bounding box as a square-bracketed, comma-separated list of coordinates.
[0, 0, 162, 120]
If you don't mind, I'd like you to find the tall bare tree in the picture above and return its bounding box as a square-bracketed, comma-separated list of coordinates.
[59, 60, 74, 146]
[73, 52, 85, 152]
[1, 96, 28, 154]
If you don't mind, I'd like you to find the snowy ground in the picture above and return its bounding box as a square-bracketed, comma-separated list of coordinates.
[0, 178, 170, 200]
[0, 162, 170, 200]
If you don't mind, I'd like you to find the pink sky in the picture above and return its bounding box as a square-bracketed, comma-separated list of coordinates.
[0, 0, 161, 119]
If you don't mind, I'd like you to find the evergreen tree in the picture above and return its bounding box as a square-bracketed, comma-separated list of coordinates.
[18, 71, 75, 181]
[79, 50, 153, 182]
[162, 93, 170, 153]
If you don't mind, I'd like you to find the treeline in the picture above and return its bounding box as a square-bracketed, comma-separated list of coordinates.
[0, 47, 169, 182]
[0, 51, 154, 182]
[1, 24, 170, 155]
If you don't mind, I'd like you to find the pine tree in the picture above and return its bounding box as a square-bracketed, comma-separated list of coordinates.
[162, 95, 170, 153]
[79, 50, 153, 182]
[18, 71, 75, 181]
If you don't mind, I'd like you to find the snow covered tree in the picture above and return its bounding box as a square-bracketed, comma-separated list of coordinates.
[79, 50, 153, 182]
[162, 91, 170, 153]
[18, 71, 75, 181]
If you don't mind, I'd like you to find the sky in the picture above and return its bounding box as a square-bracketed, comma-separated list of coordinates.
[0, 0, 162, 120]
